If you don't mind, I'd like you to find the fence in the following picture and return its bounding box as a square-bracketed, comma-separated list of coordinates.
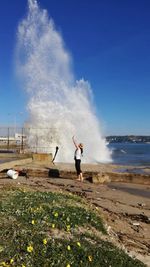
[0, 127, 57, 154]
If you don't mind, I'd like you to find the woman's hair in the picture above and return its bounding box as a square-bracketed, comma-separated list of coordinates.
[79, 144, 83, 155]
[79, 143, 83, 148]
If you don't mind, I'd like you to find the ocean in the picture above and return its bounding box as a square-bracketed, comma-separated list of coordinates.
[108, 143, 150, 166]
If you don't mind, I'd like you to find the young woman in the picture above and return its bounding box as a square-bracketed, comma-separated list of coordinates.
[72, 136, 83, 181]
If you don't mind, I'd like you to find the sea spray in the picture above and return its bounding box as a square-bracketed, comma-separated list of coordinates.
[16, 0, 112, 163]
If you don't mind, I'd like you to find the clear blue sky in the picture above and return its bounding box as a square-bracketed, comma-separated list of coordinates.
[0, 0, 150, 135]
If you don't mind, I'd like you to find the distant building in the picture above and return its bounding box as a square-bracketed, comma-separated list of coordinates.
[0, 133, 26, 144]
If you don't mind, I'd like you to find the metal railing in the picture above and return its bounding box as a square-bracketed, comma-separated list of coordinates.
[0, 127, 57, 154]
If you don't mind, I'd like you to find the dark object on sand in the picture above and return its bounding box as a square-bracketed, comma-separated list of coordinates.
[48, 168, 60, 178]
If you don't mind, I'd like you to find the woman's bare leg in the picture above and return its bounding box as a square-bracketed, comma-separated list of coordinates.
[76, 175, 80, 181]
[80, 172, 83, 181]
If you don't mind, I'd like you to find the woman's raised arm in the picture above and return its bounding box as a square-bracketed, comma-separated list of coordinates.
[72, 136, 78, 148]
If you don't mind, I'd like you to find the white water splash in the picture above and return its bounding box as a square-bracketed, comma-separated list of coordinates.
[16, 0, 112, 163]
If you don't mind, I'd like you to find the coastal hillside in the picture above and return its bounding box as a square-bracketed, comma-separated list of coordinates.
[0, 187, 146, 267]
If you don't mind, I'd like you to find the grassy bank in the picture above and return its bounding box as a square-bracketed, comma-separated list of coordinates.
[0, 188, 145, 267]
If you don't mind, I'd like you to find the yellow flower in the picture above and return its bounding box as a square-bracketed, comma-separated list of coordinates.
[67, 245, 71, 251]
[31, 220, 35, 225]
[0, 246, 4, 252]
[77, 242, 81, 247]
[66, 264, 71, 267]
[66, 225, 70, 231]
[88, 255, 93, 262]
[0, 263, 10, 267]
[52, 223, 55, 228]
[43, 238, 47, 245]
[22, 265, 26, 267]
[1, 262, 6, 266]
[27, 245, 33, 253]
[10, 259, 14, 264]
[54, 212, 58, 217]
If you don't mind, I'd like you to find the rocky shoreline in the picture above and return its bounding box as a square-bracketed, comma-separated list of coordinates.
[0, 160, 150, 265]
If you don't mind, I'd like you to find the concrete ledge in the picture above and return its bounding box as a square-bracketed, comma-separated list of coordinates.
[1, 164, 150, 185]
[0, 158, 33, 172]
[106, 172, 150, 185]
[25, 168, 76, 179]
[32, 153, 52, 163]
[0, 153, 32, 159]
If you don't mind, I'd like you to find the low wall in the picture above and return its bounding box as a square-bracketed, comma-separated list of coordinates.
[106, 172, 150, 185]
[26, 169, 150, 185]
[32, 153, 53, 163]
[0, 153, 32, 159]
[0, 158, 33, 172]
[0, 163, 150, 185]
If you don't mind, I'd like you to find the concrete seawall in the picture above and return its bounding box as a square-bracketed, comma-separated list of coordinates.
[0, 158, 150, 185]
[0, 158, 33, 172]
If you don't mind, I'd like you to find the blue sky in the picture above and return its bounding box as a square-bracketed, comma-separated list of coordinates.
[0, 0, 150, 135]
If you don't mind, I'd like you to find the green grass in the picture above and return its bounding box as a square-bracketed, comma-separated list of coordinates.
[0, 188, 146, 267]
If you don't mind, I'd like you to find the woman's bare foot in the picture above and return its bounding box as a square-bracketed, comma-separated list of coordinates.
[80, 173, 84, 182]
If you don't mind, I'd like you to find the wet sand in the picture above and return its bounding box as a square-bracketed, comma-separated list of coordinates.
[108, 182, 150, 198]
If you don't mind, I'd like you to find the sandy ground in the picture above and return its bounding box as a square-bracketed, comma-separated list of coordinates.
[0, 162, 150, 266]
